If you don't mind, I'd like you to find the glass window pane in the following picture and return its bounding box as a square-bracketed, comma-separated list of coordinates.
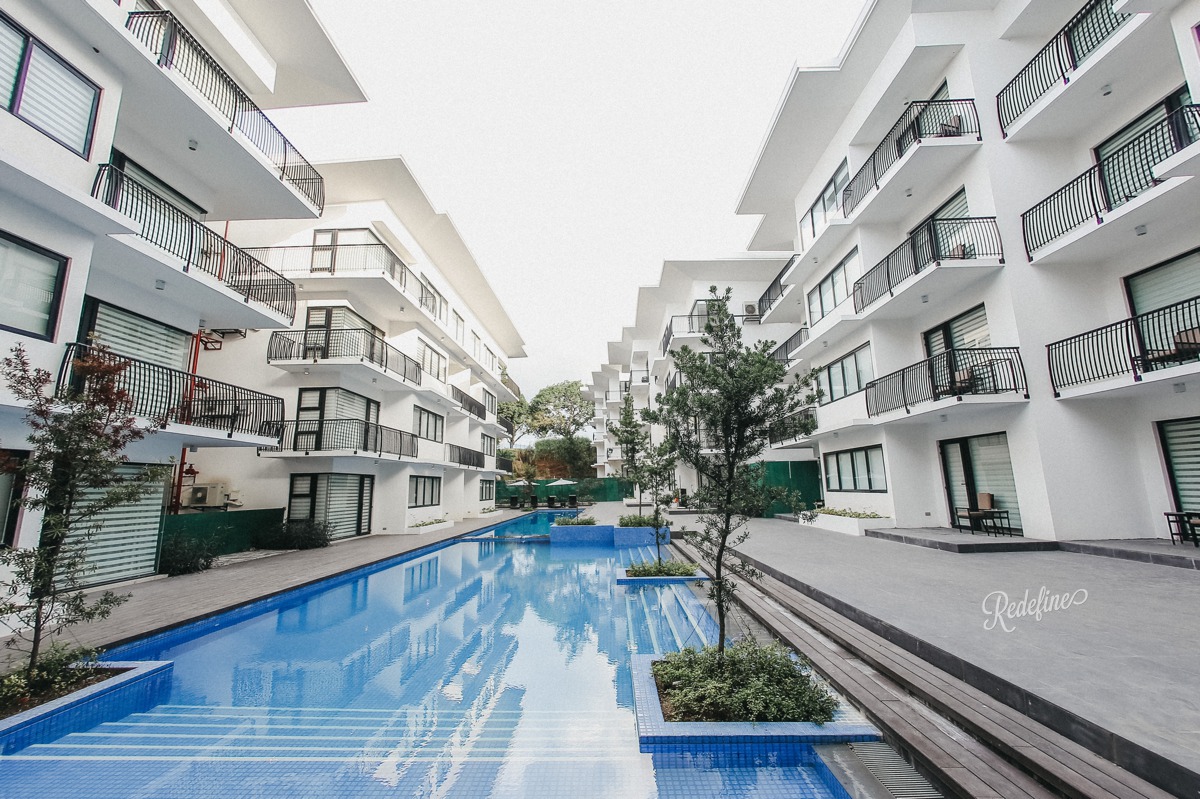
[0, 20, 24, 111]
[855, 346, 874, 388]
[837, 452, 853, 490]
[819, 280, 834, 317]
[19, 44, 96, 154]
[0, 235, 63, 337]
[832, 264, 847, 307]
[823, 454, 837, 490]
[853, 450, 870, 490]
[868, 447, 886, 490]
[807, 288, 821, 323]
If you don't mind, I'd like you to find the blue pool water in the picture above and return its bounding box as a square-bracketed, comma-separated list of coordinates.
[0, 514, 850, 798]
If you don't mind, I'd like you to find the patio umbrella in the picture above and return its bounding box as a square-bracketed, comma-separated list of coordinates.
[546, 479, 576, 486]
[506, 479, 530, 486]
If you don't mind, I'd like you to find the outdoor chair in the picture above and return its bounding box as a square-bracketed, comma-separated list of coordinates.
[938, 114, 963, 137]
[1134, 327, 1200, 373]
[1165, 512, 1200, 547]
[547, 496, 558, 508]
[509, 496, 519, 510]
[529, 496, 538, 509]
[568, 495, 578, 508]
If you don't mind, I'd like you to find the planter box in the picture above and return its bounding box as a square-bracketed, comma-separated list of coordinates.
[407, 520, 453, 534]
[803, 514, 895, 537]
[630, 655, 879, 749]
[616, 566, 708, 585]
[0, 661, 172, 755]
[549, 524, 615, 545]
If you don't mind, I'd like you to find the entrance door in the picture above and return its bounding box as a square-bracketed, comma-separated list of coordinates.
[1160, 417, 1200, 512]
[940, 432, 1023, 530]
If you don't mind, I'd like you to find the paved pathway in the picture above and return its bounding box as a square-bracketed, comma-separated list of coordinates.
[734, 516, 1200, 780]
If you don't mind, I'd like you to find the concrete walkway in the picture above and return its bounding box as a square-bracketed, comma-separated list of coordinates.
[733, 515, 1200, 781]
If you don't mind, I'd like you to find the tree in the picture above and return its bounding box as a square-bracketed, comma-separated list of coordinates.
[497, 397, 535, 447]
[530, 380, 593, 440]
[635, 438, 677, 566]
[608, 394, 646, 500]
[0, 344, 168, 678]
[646, 287, 820, 654]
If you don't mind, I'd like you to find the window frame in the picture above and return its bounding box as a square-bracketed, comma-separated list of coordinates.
[823, 444, 887, 492]
[816, 342, 874, 405]
[413, 406, 444, 443]
[0, 13, 100, 157]
[479, 479, 495, 502]
[0, 229, 69, 341]
[799, 160, 849, 249]
[409, 475, 442, 508]
[807, 248, 857, 324]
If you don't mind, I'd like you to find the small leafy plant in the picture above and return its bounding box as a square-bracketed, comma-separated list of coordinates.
[0, 645, 105, 716]
[625, 560, 698, 578]
[553, 515, 597, 526]
[618, 514, 660, 527]
[798, 507, 884, 522]
[410, 517, 448, 529]
[253, 519, 333, 549]
[652, 640, 838, 724]
[158, 533, 218, 576]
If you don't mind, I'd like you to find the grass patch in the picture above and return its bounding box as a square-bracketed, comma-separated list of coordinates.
[625, 560, 698, 578]
[652, 640, 837, 723]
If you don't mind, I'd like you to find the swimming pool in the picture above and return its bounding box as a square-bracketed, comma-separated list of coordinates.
[0, 513, 858, 798]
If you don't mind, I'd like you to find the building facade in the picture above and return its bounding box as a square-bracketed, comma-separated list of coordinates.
[188, 157, 524, 537]
[0, 0, 363, 583]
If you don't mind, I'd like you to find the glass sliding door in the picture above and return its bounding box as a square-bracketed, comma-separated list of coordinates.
[940, 432, 1023, 530]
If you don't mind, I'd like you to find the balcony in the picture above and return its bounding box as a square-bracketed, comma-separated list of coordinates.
[496, 455, 514, 473]
[259, 419, 418, 459]
[604, 390, 622, 404]
[628, 370, 651, 389]
[56, 343, 283, 445]
[91, 166, 296, 326]
[841, 100, 982, 224]
[768, 410, 817, 447]
[498, 416, 515, 440]
[451, 386, 487, 420]
[770, 328, 809, 370]
[448, 444, 485, 469]
[1048, 295, 1200, 397]
[864, 348, 1029, 419]
[501, 372, 523, 400]
[757, 255, 803, 324]
[852, 218, 1005, 316]
[997, 0, 1145, 141]
[124, 11, 324, 213]
[661, 313, 753, 355]
[266, 329, 423, 392]
[1021, 106, 1200, 263]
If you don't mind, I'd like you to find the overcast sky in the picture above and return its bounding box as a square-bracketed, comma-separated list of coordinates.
[274, 1, 867, 397]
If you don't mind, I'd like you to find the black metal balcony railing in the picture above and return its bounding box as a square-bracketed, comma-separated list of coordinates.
[1047, 295, 1200, 393]
[93, 166, 297, 320]
[498, 416, 515, 439]
[259, 418, 418, 457]
[266, 329, 422, 386]
[768, 409, 817, 446]
[770, 328, 810, 368]
[758, 255, 800, 316]
[1021, 106, 1200, 257]
[842, 100, 981, 217]
[852, 218, 1004, 313]
[864, 347, 1028, 416]
[447, 444, 485, 468]
[501, 373, 522, 400]
[996, 0, 1130, 136]
[496, 455, 513, 473]
[243, 243, 418, 289]
[125, 11, 324, 211]
[56, 343, 284, 438]
[451, 386, 487, 420]
[661, 314, 751, 355]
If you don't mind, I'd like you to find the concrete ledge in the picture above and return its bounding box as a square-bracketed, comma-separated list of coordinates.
[806, 515, 895, 536]
[865, 528, 1057, 553]
[614, 526, 671, 547]
[549, 524, 615, 545]
[1058, 540, 1200, 570]
[0, 660, 172, 755]
[630, 654, 880, 750]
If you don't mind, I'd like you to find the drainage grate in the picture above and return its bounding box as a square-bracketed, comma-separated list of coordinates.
[849, 742, 944, 798]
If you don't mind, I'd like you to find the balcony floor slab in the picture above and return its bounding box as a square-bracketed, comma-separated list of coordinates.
[866, 393, 1030, 426]
[857, 258, 1004, 322]
[1054, 359, 1200, 400]
[849, 138, 982, 229]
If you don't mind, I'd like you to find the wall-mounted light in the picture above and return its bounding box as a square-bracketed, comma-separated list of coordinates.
[198, 319, 206, 329]
[303, 368, 310, 375]
[904, 188, 913, 198]
[154, 279, 166, 291]
[188, 139, 198, 151]
[1100, 84, 1113, 97]
[920, 294, 929, 304]
[1134, 224, 1147, 237]
[1174, 382, 1187, 393]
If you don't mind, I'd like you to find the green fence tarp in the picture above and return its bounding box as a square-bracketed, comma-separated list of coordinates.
[496, 477, 633, 503]
[762, 461, 823, 518]
[162, 508, 285, 556]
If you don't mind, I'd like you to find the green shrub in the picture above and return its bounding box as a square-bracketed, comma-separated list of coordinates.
[253, 519, 333, 550]
[410, 517, 447, 528]
[553, 515, 597, 526]
[158, 533, 218, 576]
[0, 645, 102, 713]
[619, 514, 670, 528]
[799, 507, 884, 522]
[651, 640, 838, 724]
[625, 560, 697, 577]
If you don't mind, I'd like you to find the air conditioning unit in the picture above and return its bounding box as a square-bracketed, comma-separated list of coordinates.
[742, 302, 761, 320]
[186, 482, 229, 509]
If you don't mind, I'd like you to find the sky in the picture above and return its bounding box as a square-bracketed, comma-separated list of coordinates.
[274, 1, 868, 398]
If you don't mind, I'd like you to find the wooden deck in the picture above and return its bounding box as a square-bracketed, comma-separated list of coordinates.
[671, 538, 1177, 799]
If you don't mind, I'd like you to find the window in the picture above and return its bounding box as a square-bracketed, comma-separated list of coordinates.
[482, 389, 497, 415]
[0, 14, 99, 156]
[824, 445, 886, 492]
[0, 452, 26, 547]
[807, 249, 857, 324]
[799, 160, 849, 251]
[816, 343, 873, 404]
[288, 473, 373, 538]
[453, 312, 465, 344]
[483, 346, 497, 372]
[924, 305, 989, 357]
[413, 406, 444, 442]
[0, 231, 67, 339]
[479, 479, 495, 502]
[481, 433, 496, 456]
[1096, 86, 1193, 208]
[472, 332, 481, 360]
[418, 277, 446, 321]
[1160, 417, 1200, 513]
[417, 339, 447, 382]
[1125, 247, 1200, 316]
[409, 475, 442, 507]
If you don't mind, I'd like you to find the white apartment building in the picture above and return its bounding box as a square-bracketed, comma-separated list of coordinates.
[592, 258, 821, 502]
[188, 156, 525, 536]
[0, 0, 363, 583]
[729, 0, 1200, 539]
